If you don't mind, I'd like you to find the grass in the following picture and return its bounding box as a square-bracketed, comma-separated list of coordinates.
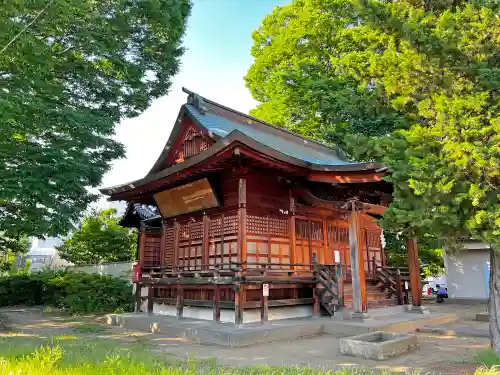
[0, 334, 499, 374]
[0, 335, 402, 375]
[475, 349, 500, 367]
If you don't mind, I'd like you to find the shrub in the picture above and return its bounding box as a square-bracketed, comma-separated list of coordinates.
[0, 270, 134, 314]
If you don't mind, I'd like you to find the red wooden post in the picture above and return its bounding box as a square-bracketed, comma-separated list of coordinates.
[234, 268, 243, 325]
[289, 193, 296, 270]
[202, 213, 210, 269]
[407, 237, 422, 307]
[238, 178, 247, 264]
[213, 268, 220, 322]
[160, 220, 167, 270]
[173, 221, 180, 274]
[138, 225, 146, 271]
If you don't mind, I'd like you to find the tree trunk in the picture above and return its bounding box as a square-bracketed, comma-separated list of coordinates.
[490, 249, 500, 352]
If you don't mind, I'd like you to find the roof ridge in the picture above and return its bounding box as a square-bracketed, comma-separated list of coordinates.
[182, 87, 348, 160]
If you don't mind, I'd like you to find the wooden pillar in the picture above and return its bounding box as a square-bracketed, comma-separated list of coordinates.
[407, 237, 422, 307]
[234, 268, 243, 325]
[147, 286, 154, 314]
[173, 221, 180, 274]
[202, 213, 210, 269]
[138, 225, 146, 271]
[213, 268, 220, 322]
[312, 281, 320, 318]
[134, 282, 142, 312]
[289, 193, 296, 268]
[348, 203, 368, 317]
[160, 221, 167, 270]
[176, 279, 184, 319]
[238, 178, 247, 265]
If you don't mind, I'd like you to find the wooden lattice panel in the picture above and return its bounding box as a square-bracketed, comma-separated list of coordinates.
[143, 233, 161, 268]
[269, 216, 288, 237]
[163, 224, 174, 267]
[247, 215, 267, 235]
[223, 214, 237, 235]
[295, 220, 309, 239]
[327, 225, 349, 244]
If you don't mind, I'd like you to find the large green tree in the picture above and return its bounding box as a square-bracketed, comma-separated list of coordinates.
[246, 0, 500, 350]
[57, 208, 137, 265]
[1, 0, 191, 238]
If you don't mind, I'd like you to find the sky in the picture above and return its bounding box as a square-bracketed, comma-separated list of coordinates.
[100, 0, 287, 193]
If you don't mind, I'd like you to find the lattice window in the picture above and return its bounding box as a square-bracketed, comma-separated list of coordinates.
[269, 216, 288, 237]
[209, 216, 221, 237]
[327, 225, 349, 244]
[296, 220, 309, 239]
[223, 214, 237, 235]
[247, 215, 267, 235]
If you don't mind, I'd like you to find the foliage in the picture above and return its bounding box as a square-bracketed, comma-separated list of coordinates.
[57, 209, 137, 265]
[0, 234, 29, 272]
[0, 270, 134, 314]
[383, 232, 444, 277]
[246, 0, 500, 263]
[0, 0, 191, 239]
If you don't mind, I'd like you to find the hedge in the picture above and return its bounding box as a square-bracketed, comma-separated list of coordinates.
[0, 270, 134, 314]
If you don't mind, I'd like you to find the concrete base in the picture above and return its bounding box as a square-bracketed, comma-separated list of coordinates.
[106, 309, 457, 347]
[348, 312, 373, 322]
[407, 305, 431, 315]
[340, 331, 418, 360]
[476, 312, 489, 322]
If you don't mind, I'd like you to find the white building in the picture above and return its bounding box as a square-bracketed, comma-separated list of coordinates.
[443, 240, 490, 302]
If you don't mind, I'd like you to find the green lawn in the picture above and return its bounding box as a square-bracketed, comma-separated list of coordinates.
[0, 334, 499, 375]
[0, 335, 404, 375]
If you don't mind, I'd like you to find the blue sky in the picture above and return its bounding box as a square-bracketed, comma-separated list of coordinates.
[101, 0, 287, 189]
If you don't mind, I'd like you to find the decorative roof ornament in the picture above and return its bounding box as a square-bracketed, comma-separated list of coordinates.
[187, 92, 207, 115]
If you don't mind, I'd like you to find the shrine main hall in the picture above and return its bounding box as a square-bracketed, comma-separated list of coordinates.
[101, 88, 424, 324]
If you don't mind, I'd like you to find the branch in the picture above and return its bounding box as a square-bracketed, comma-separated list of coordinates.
[0, 0, 54, 56]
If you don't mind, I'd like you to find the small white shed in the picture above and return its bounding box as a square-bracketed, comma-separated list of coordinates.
[444, 240, 490, 302]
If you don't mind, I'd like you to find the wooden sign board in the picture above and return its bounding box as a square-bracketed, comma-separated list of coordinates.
[154, 178, 219, 217]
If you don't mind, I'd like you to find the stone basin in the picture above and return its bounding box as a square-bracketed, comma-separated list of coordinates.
[340, 331, 418, 360]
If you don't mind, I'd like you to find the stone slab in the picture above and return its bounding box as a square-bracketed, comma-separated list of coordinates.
[476, 312, 489, 322]
[107, 311, 457, 347]
[340, 331, 419, 360]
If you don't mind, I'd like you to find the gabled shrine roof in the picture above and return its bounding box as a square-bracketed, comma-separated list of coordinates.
[100, 88, 384, 199]
[184, 103, 354, 167]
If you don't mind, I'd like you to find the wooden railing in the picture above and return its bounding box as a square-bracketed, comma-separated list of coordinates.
[137, 261, 343, 323]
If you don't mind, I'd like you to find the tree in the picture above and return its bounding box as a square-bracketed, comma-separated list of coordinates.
[246, 0, 500, 350]
[1, 0, 191, 238]
[0, 233, 29, 272]
[57, 208, 137, 265]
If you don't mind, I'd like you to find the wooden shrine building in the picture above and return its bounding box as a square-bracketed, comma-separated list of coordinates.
[100, 88, 423, 323]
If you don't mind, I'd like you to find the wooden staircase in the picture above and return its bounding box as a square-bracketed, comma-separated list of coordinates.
[315, 265, 341, 316]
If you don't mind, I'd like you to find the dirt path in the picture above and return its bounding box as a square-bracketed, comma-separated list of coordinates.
[0, 307, 489, 374]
